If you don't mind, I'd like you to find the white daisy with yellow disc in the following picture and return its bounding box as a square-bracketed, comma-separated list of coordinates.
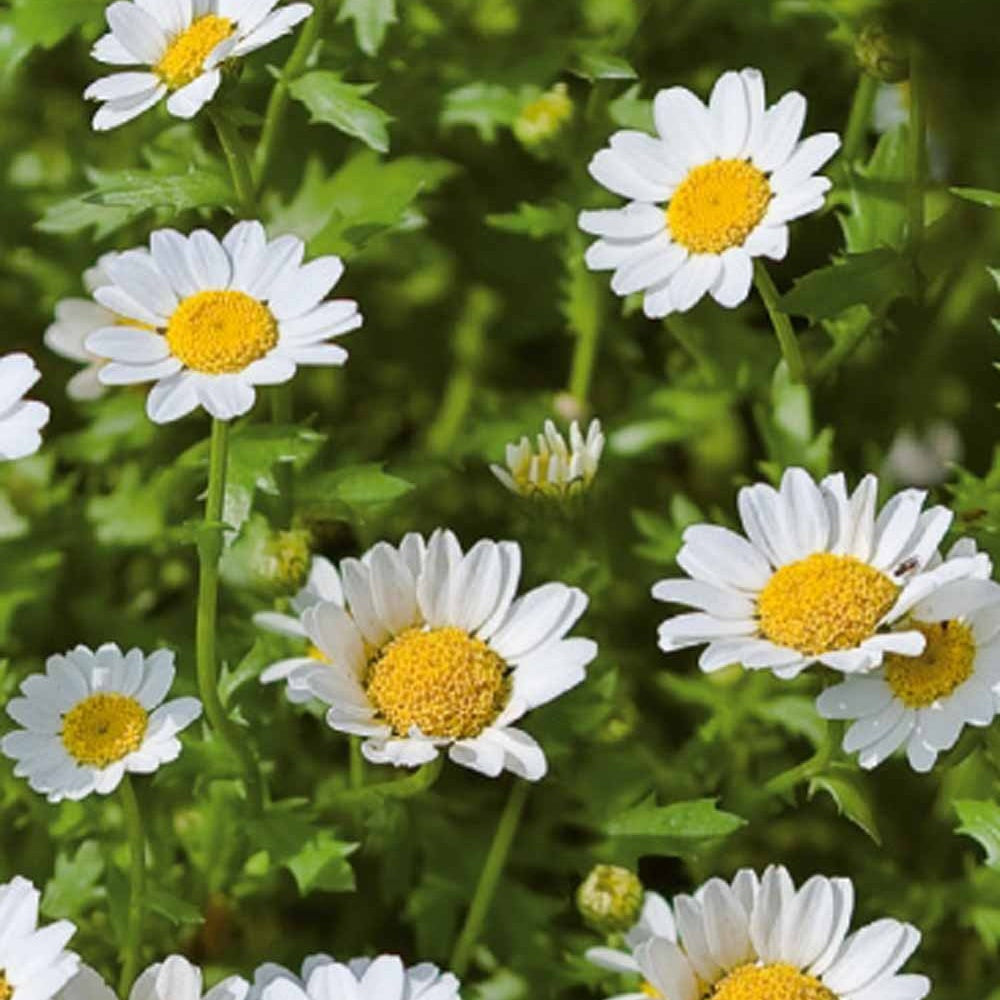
[250, 953, 461, 1000]
[1, 644, 202, 803]
[0, 353, 50, 461]
[653, 467, 988, 678]
[602, 866, 928, 1000]
[86, 0, 312, 130]
[0, 876, 79, 1000]
[291, 529, 597, 779]
[818, 566, 1000, 772]
[254, 554, 344, 704]
[579, 68, 840, 318]
[58, 956, 248, 1000]
[83, 221, 362, 424]
[491, 418, 605, 498]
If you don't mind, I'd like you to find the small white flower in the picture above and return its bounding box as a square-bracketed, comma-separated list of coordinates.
[587, 892, 676, 975]
[884, 422, 961, 488]
[281, 529, 596, 780]
[83, 221, 362, 424]
[0, 353, 50, 461]
[86, 0, 313, 131]
[818, 552, 1000, 772]
[0, 876, 78, 1000]
[653, 467, 988, 679]
[251, 954, 461, 1000]
[59, 957, 248, 1000]
[254, 555, 343, 704]
[1, 643, 202, 803]
[491, 418, 604, 498]
[603, 866, 928, 1000]
[579, 67, 839, 318]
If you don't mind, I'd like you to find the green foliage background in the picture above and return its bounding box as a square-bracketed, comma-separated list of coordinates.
[2, 0, 1000, 997]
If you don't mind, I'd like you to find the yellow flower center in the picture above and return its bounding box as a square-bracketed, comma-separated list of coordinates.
[884, 620, 976, 707]
[166, 290, 278, 374]
[154, 15, 235, 89]
[757, 553, 899, 656]
[61, 693, 148, 768]
[514, 83, 574, 145]
[0, 970, 13, 1000]
[667, 158, 772, 254]
[641, 983, 662, 999]
[707, 964, 836, 1000]
[364, 626, 510, 739]
[307, 643, 331, 663]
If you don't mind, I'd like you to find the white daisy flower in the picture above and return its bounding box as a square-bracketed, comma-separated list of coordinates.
[251, 954, 460, 1000]
[579, 67, 840, 318]
[0, 876, 79, 1000]
[290, 529, 596, 780]
[85, 0, 313, 131]
[817, 562, 1000, 772]
[587, 891, 676, 975]
[653, 467, 989, 679]
[254, 554, 344, 704]
[491, 418, 605, 498]
[59, 957, 249, 1000]
[83, 221, 362, 423]
[606, 866, 928, 1000]
[44, 255, 144, 402]
[0, 353, 50, 461]
[1, 643, 202, 803]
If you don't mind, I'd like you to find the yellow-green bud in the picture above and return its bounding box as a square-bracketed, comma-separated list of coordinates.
[855, 20, 909, 83]
[257, 528, 312, 594]
[513, 84, 574, 150]
[577, 864, 644, 933]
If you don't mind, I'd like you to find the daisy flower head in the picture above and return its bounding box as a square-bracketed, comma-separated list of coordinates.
[0, 876, 79, 1000]
[251, 954, 461, 1000]
[491, 418, 605, 499]
[653, 467, 988, 679]
[1, 643, 202, 803]
[61, 957, 250, 1000]
[254, 554, 344, 703]
[607, 865, 928, 1000]
[579, 68, 840, 318]
[86, 0, 313, 131]
[297, 529, 597, 780]
[83, 221, 362, 423]
[0, 353, 50, 461]
[818, 561, 1000, 772]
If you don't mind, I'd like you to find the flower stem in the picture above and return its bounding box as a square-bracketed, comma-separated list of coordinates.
[907, 46, 927, 263]
[255, 0, 327, 192]
[841, 72, 878, 168]
[753, 259, 806, 383]
[196, 418, 265, 812]
[270, 385, 295, 528]
[349, 737, 365, 790]
[209, 107, 257, 218]
[450, 780, 530, 978]
[118, 775, 146, 996]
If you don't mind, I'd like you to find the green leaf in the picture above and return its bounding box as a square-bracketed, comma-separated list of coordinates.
[42, 842, 104, 920]
[808, 765, 881, 844]
[289, 72, 392, 153]
[956, 799, 1000, 868]
[89, 167, 233, 215]
[570, 47, 637, 81]
[337, 0, 397, 56]
[841, 125, 908, 253]
[486, 202, 570, 239]
[440, 83, 522, 142]
[299, 464, 413, 519]
[0, 0, 106, 81]
[779, 249, 914, 321]
[146, 886, 205, 926]
[951, 187, 1000, 209]
[35, 192, 131, 239]
[286, 833, 358, 894]
[609, 84, 653, 132]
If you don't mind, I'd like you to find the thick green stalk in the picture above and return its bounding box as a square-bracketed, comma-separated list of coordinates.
[753, 259, 806, 383]
[118, 775, 146, 996]
[349, 737, 364, 790]
[196, 419, 265, 811]
[210, 108, 257, 218]
[254, 0, 327, 191]
[450, 780, 530, 977]
[568, 315, 600, 407]
[841, 72, 878, 168]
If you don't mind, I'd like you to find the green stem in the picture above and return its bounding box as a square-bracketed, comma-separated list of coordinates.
[663, 317, 716, 385]
[841, 73, 878, 168]
[349, 737, 364, 790]
[209, 108, 257, 218]
[765, 725, 834, 797]
[568, 316, 600, 408]
[118, 775, 146, 996]
[450, 780, 530, 978]
[254, 0, 327, 192]
[196, 419, 265, 812]
[907, 46, 927, 263]
[270, 385, 294, 528]
[753, 259, 806, 383]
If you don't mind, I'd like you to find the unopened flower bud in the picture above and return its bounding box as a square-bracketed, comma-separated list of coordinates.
[577, 864, 644, 933]
[855, 20, 909, 83]
[513, 84, 574, 150]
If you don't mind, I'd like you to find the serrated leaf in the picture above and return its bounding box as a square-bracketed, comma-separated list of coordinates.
[337, 0, 397, 56]
[146, 886, 205, 926]
[89, 167, 233, 215]
[841, 125, 908, 253]
[808, 766, 881, 844]
[289, 72, 392, 152]
[42, 841, 104, 920]
[780, 249, 914, 321]
[952, 187, 1000, 209]
[299, 463, 412, 518]
[286, 833, 357, 894]
[956, 799, 1000, 868]
[440, 83, 522, 142]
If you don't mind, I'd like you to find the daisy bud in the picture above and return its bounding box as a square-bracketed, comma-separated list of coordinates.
[514, 83, 574, 151]
[855, 19, 910, 82]
[577, 864, 645, 933]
